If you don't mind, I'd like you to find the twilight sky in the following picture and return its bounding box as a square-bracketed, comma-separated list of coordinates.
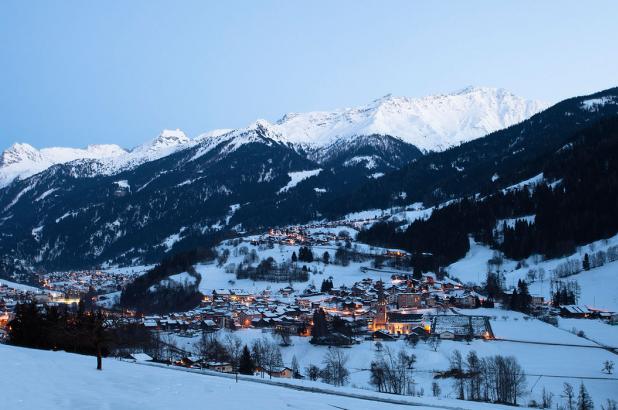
[1, 0, 617, 149]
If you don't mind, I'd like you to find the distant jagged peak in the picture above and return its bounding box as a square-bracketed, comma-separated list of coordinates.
[133, 128, 190, 153]
[1, 142, 42, 166]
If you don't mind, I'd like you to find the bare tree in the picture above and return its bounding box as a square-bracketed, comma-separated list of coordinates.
[563, 382, 576, 410]
[466, 350, 482, 401]
[251, 337, 282, 379]
[305, 364, 320, 381]
[369, 346, 415, 395]
[320, 348, 350, 386]
[432, 381, 441, 397]
[195, 331, 228, 364]
[492, 355, 526, 405]
[541, 387, 553, 409]
[223, 332, 243, 370]
[275, 326, 292, 346]
[428, 335, 441, 352]
[603, 360, 615, 375]
[449, 350, 465, 400]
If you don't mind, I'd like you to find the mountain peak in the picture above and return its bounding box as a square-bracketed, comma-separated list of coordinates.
[133, 129, 190, 154]
[1, 143, 42, 166]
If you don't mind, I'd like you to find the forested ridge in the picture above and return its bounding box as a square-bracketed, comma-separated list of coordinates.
[358, 115, 618, 265]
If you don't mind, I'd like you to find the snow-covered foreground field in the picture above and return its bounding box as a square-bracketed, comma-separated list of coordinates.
[170, 307, 618, 407]
[1, 344, 533, 410]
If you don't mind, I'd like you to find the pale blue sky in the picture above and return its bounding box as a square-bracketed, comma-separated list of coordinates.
[1, 0, 617, 149]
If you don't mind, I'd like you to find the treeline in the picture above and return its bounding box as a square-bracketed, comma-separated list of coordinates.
[236, 257, 309, 282]
[439, 350, 526, 406]
[8, 302, 153, 369]
[358, 116, 618, 264]
[120, 247, 214, 314]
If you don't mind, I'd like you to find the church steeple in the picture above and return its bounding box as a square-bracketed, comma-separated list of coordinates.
[374, 279, 388, 329]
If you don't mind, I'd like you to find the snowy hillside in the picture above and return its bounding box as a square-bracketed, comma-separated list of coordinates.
[273, 86, 547, 151]
[0, 344, 525, 410]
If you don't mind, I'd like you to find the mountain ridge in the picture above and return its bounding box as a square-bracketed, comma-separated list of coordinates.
[0, 87, 545, 188]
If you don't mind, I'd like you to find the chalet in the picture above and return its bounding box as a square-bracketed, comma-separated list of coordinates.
[251, 317, 271, 328]
[238, 310, 261, 328]
[206, 361, 233, 373]
[279, 286, 295, 297]
[268, 366, 294, 378]
[143, 319, 158, 330]
[559, 305, 592, 318]
[201, 319, 219, 332]
[408, 325, 430, 337]
[530, 294, 545, 307]
[397, 293, 422, 309]
[178, 357, 201, 368]
[439, 330, 455, 340]
[212, 289, 232, 301]
[126, 352, 153, 362]
[372, 330, 397, 341]
[385, 250, 406, 258]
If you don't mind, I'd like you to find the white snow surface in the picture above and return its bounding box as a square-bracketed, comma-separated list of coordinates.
[278, 169, 322, 193]
[0, 343, 537, 410]
[149, 271, 197, 292]
[580, 96, 616, 111]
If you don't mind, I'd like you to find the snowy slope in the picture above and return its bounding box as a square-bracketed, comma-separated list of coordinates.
[272, 87, 547, 151]
[0, 344, 527, 410]
[447, 234, 618, 312]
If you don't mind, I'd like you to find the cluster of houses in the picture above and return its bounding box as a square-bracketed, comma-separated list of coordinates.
[248, 225, 352, 248]
[38, 269, 140, 300]
[558, 304, 618, 323]
[136, 272, 505, 347]
[0, 282, 60, 340]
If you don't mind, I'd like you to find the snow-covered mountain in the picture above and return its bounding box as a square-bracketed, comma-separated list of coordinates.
[0, 129, 192, 187]
[0, 142, 126, 187]
[0, 87, 545, 187]
[0, 86, 615, 272]
[272, 86, 547, 152]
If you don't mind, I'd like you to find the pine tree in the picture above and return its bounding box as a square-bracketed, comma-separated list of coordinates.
[577, 382, 594, 410]
[413, 265, 422, 280]
[509, 288, 519, 311]
[310, 308, 329, 343]
[322, 251, 330, 264]
[291, 355, 301, 378]
[583, 253, 591, 271]
[517, 279, 532, 313]
[238, 345, 255, 375]
[291, 252, 297, 263]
